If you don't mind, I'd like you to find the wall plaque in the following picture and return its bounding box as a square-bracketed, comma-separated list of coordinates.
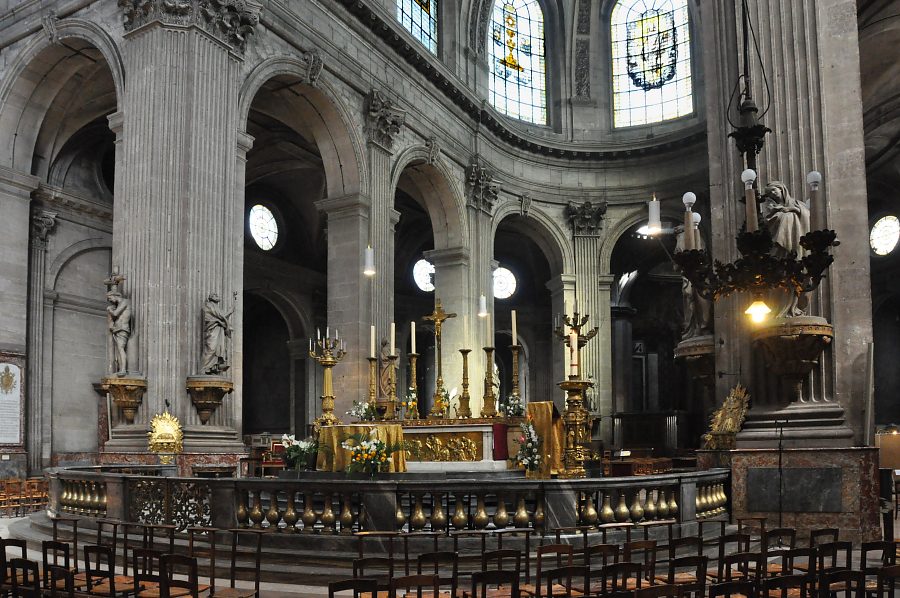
[0, 363, 22, 444]
[746, 467, 842, 513]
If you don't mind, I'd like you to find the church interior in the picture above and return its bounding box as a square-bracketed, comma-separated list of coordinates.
[0, 0, 898, 595]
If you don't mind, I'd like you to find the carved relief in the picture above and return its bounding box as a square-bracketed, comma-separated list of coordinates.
[520, 193, 532, 217]
[565, 201, 607, 235]
[575, 40, 590, 99]
[425, 136, 440, 164]
[365, 90, 406, 148]
[467, 156, 499, 212]
[303, 49, 324, 86]
[41, 9, 59, 44]
[118, 0, 261, 53]
[576, 0, 591, 35]
[470, 0, 494, 54]
[30, 210, 58, 249]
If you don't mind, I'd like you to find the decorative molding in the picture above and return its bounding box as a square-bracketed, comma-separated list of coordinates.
[425, 136, 440, 164]
[302, 49, 324, 86]
[470, 0, 493, 55]
[30, 210, 58, 249]
[118, 0, 261, 53]
[575, 40, 590, 99]
[466, 155, 499, 213]
[33, 185, 113, 221]
[520, 193, 532, 217]
[565, 201, 607, 236]
[41, 9, 59, 44]
[576, 0, 591, 35]
[365, 90, 406, 149]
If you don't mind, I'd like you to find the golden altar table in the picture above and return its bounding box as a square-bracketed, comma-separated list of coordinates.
[317, 424, 407, 472]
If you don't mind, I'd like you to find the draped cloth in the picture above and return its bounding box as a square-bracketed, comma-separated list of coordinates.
[526, 401, 564, 477]
[316, 424, 407, 472]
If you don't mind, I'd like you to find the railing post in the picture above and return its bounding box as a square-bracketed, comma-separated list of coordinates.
[679, 477, 697, 523]
[105, 476, 125, 520]
[212, 481, 236, 529]
[361, 481, 398, 531]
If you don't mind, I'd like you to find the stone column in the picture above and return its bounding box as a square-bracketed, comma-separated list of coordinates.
[110, 3, 260, 450]
[546, 274, 577, 410]
[0, 167, 39, 355]
[26, 207, 56, 472]
[596, 274, 615, 443]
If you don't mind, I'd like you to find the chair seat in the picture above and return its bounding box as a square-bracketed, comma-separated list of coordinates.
[521, 583, 583, 597]
[707, 569, 746, 581]
[654, 573, 698, 585]
[765, 589, 804, 598]
[766, 563, 784, 574]
[464, 586, 513, 598]
[211, 588, 259, 598]
[401, 592, 453, 598]
[792, 563, 810, 572]
[135, 587, 194, 598]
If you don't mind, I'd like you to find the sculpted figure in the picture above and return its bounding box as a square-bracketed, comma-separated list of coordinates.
[107, 290, 132, 376]
[201, 293, 233, 375]
[675, 225, 713, 339]
[378, 339, 393, 398]
[761, 181, 810, 257]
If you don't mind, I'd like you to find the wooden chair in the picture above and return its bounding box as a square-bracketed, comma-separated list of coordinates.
[416, 551, 458, 598]
[47, 565, 78, 598]
[463, 550, 521, 598]
[159, 554, 208, 598]
[84, 545, 129, 597]
[94, 519, 137, 591]
[819, 569, 864, 598]
[816, 541, 852, 577]
[721, 553, 761, 584]
[708, 580, 756, 598]
[187, 527, 218, 598]
[521, 545, 574, 597]
[9, 558, 41, 598]
[624, 540, 658, 588]
[861, 541, 896, 594]
[572, 545, 618, 595]
[1, 480, 25, 517]
[707, 534, 751, 582]
[602, 562, 644, 593]
[1, 538, 29, 589]
[354, 557, 393, 598]
[634, 584, 683, 598]
[329, 578, 379, 598]
[876, 563, 900, 597]
[760, 573, 810, 598]
[779, 548, 815, 590]
[807, 528, 837, 548]
[669, 536, 703, 560]
[50, 514, 81, 574]
[656, 555, 708, 594]
[42, 540, 88, 592]
[761, 529, 795, 576]
[131, 548, 164, 598]
[469, 570, 520, 598]
[213, 528, 263, 598]
[538, 566, 586, 598]
[389, 574, 439, 598]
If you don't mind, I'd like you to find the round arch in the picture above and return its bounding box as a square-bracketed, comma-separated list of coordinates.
[491, 202, 571, 275]
[238, 56, 365, 198]
[48, 238, 111, 290]
[599, 204, 650, 272]
[390, 145, 468, 250]
[0, 19, 125, 171]
[243, 287, 310, 342]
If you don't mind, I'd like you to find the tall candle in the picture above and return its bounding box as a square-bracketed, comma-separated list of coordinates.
[511, 310, 518, 345]
[369, 325, 375, 359]
[683, 210, 694, 250]
[309, 338, 312, 352]
[569, 330, 579, 377]
[486, 313, 492, 346]
[411, 321, 416, 353]
[464, 315, 469, 347]
[390, 322, 396, 355]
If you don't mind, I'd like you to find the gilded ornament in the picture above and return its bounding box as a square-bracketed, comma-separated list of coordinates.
[396, 503, 408, 530]
[702, 385, 750, 450]
[452, 495, 468, 529]
[249, 493, 264, 528]
[581, 493, 599, 526]
[431, 494, 447, 531]
[320, 494, 336, 533]
[614, 493, 630, 523]
[629, 491, 644, 523]
[514, 496, 530, 528]
[644, 490, 657, 520]
[147, 410, 183, 464]
[283, 493, 298, 532]
[302, 495, 317, 531]
[667, 489, 678, 518]
[600, 494, 615, 524]
[266, 493, 281, 529]
[493, 494, 509, 528]
[0, 365, 16, 394]
[340, 495, 355, 533]
[473, 495, 489, 529]
[410, 495, 427, 530]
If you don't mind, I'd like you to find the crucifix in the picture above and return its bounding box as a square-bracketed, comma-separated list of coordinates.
[423, 298, 456, 417]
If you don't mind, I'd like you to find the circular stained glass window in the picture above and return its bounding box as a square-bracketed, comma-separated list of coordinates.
[493, 267, 517, 299]
[248, 204, 278, 251]
[870, 215, 900, 256]
[413, 259, 435, 292]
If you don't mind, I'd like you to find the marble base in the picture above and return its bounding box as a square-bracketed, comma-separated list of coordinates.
[99, 451, 244, 477]
[406, 460, 509, 473]
[737, 402, 853, 448]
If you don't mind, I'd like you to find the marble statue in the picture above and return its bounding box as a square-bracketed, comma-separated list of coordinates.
[201, 293, 233, 375]
[761, 181, 810, 257]
[675, 225, 713, 340]
[106, 290, 132, 376]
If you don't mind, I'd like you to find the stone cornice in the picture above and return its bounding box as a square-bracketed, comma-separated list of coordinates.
[33, 184, 114, 222]
[328, 0, 706, 161]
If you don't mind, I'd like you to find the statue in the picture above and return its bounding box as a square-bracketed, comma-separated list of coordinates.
[761, 182, 811, 317]
[200, 293, 233, 375]
[106, 290, 132, 376]
[675, 225, 713, 340]
[378, 339, 393, 398]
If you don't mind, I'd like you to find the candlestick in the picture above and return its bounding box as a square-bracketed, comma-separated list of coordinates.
[569, 330, 579, 378]
[309, 333, 347, 432]
[386, 354, 398, 420]
[480, 346, 497, 418]
[510, 344, 521, 402]
[424, 299, 457, 419]
[741, 170, 758, 232]
[390, 323, 396, 356]
[683, 210, 694, 250]
[407, 352, 420, 419]
[367, 357, 377, 408]
[370, 325, 375, 359]
[410, 321, 416, 353]
[807, 170, 823, 231]
[458, 349, 472, 418]
[511, 310, 517, 345]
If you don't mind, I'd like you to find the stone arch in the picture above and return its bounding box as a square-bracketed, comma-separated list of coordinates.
[390, 145, 468, 249]
[238, 56, 365, 198]
[599, 204, 648, 273]
[0, 19, 124, 172]
[243, 288, 310, 341]
[491, 201, 571, 275]
[48, 238, 111, 291]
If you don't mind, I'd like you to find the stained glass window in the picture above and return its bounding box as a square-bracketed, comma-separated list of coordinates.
[493, 267, 517, 299]
[611, 0, 693, 127]
[397, 0, 438, 55]
[488, 0, 547, 125]
[248, 205, 278, 251]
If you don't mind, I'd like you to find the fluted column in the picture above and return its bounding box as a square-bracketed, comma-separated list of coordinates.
[0, 167, 39, 354]
[26, 207, 56, 472]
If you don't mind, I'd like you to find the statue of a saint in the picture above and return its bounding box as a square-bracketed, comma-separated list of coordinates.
[378, 339, 394, 398]
[200, 293, 233, 375]
[107, 290, 132, 376]
[761, 181, 810, 257]
[675, 225, 713, 340]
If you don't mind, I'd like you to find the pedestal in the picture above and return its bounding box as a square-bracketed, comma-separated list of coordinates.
[100, 375, 147, 425]
[558, 377, 593, 479]
[186, 375, 233, 424]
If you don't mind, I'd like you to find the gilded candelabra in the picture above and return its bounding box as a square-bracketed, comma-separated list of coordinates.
[457, 349, 472, 418]
[309, 332, 346, 431]
[386, 354, 399, 420]
[424, 299, 456, 419]
[481, 346, 497, 418]
[407, 352, 420, 419]
[509, 344, 522, 400]
[367, 357, 378, 407]
[553, 310, 599, 479]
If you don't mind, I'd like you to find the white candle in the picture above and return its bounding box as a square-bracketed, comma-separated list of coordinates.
[390, 322, 396, 355]
[569, 330, 579, 377]
[326, 326, 329, 340]
[309, 338, 312, 352]
[511, 310, 517, 345]
[369, 325, 375, 359]
[317, 328, 321, 340]
[411, 321, 416, 353]
[574, 298, 579, 314]
[486, 313, 492, 346]
[464, 315, 469, 345]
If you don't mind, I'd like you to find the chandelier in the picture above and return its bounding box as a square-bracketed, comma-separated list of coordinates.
[664, 0, 839, 322]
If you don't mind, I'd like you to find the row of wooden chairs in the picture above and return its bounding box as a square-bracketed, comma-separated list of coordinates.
[0, 479, 48, 517]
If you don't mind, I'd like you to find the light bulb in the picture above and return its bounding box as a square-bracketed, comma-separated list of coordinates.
[647, 195, 661, 234]
[741, 169, 757, 186]
[807, 170, 823, 190]
[692, 212, 702, 225]
[478, 294, 488, 318]
[744, 298, 772, 323]
[363, 245, 376, 277]
[682, 192, 696, 210]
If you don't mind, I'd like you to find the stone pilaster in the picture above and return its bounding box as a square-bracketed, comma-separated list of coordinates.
[546, 274, 577, 411]
[26, 207, 56, 472]
[596, 274, 615, 443]
[0, 167, 39, 356]
[112, 17, 248, 449]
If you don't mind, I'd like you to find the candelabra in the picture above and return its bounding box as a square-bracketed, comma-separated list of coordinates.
[385, 355, 399, 420]
[309, 332, 346, 431]
[367, 357, 377, 408]
[509, 344, 522, 400]
[458, 349, 472, 418]
[406, 352, 420, 419]
[481, 346, 497, 418]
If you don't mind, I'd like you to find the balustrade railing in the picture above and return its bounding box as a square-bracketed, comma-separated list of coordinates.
[59, 478, 107, 517]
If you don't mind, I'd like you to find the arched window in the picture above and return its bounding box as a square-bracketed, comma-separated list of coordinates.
[611, 0, 693, 127]
[397, 0, 438, 54]
[488, 0, 547, 125]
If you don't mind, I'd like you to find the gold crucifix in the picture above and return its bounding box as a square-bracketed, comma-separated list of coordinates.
[423, 298, 456, 417]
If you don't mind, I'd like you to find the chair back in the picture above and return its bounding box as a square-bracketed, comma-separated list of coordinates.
[227, 528, 263, 595]
[47, 565, 75, 598]
[669, 535, 703, 559]
[624, 540, 657, 581]
[541, 565, 587, 598]
[808, 527, 838, 547]
[781, 547, 816, 583]
[328, 578, 379, 598]
[580, 543, 619, 569]
[763, 572, 810, 598]
[132, 548, 164, 595]
[820, 569, 865, 598]
[817, 540, 853, 573]
[354, 556, 394, 591]
[763, 527, 797, 551]
[877, 563, 900, 597]
[635, 583, 681, 598]
[84, 544, 115, 590]
[187, 526, 219, 597]
[417, 551, 459, 597]
[471, 569, 520, 598]
[603, 561, 643, 592]
[1, 537, 28, 583]
[722, 551, 761, 581]
[10, 557, 41, 598]
[482, 549, 521, 574]
[667, 554, 707, 592]
[534, 544, 573, 582]
[709, 580, 756, 598]
[161, 553, 201, 598]
[861, 541, 897, 574]
[41, 540, 70, 589]
[388, 573, 439, 598]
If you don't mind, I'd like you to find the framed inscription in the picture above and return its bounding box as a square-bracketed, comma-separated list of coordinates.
[0, 363, 22, 445]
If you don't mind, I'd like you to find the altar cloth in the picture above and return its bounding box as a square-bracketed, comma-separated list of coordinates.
[317, 424, 407, 472]
[526, 401, 564, 477]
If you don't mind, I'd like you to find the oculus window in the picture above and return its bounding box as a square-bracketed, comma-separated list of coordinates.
[488, 0, 547, 125]
[397, 0, 438, 54]
[248, 204, 278, 251]
[870, 215, 900, 256]
[413, 259, 436, 292]
[493, 267, 517, 299]
[611, 0, 693, 127]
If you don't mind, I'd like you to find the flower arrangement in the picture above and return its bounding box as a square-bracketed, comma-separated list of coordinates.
[502, 394, 525, 417]
[403, 387, 419, 419]
[347, 399, 376, 422]
[281, 434, 323, 469]
[514, 418, 541, 471]
[341, 430, 403, 476]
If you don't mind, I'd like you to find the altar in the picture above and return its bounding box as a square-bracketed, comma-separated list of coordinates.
[402, 419, 510, 472]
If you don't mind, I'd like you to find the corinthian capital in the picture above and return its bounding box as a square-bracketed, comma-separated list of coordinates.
[31, 210, 58, 248]
[365, 90, 406, 149]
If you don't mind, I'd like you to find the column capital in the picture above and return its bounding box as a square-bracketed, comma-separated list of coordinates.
[237, 130, 255, 154]
[466, 155, 499, 214]
[315, 194, 370, 219]
[30, 209, 58, 249]
[597, 274, 616, 288]
[565, 200, 608, 236]
[424, 247, 471, 268]
[365, 89, 406, 150]
[0, 166, 39, 200]
[107, 111, 125, 137]
[545, 274, 577, 295]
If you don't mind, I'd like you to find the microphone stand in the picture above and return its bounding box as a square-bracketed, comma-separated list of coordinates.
[777, 419, 785, 531]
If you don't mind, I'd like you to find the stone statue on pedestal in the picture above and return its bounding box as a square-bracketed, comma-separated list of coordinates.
[761, 181, 811, 317]
[378, 339, 393, 398]
[675, 225, 712, 340]
[201, 293, 233, 375]
[104, 267, 132, 376]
